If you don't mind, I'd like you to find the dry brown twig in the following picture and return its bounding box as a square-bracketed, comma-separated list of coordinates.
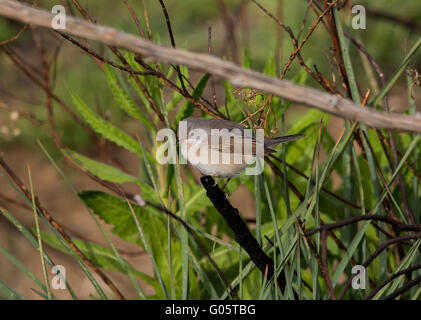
[1, 0, 419, 132]
[280, 0, 340, 79]
[0, 0, 421, 133]
[1, 46, 98, 142]
[408, 68, 421, 100]
[0, 154, 126, 300]
[0, 24, 27, 45]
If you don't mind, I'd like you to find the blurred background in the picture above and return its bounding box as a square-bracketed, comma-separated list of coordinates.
[0, 0, 420, 299]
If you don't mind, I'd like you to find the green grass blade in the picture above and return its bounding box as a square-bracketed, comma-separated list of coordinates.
[371, 37, 421, 107]
[0, 207, 78, 299]
[0, 281, 24, 300]
[40, 141, 147, 298]
[27, 166, 52, 300]
[373, 240, 421, 299]
[0, 244, 55, 299]
[333, 136, 421, 288]
[125, 198, 170, 299]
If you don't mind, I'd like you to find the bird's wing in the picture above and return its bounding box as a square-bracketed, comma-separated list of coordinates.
[207, 132, 266, 156]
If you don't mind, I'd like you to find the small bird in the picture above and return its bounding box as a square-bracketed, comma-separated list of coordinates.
[178, 117, 304, 177]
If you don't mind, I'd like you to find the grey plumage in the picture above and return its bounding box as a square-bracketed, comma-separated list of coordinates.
[264, 134, 305, 147]
[178, 117, 304, 177]
[182, 117, 304, 149]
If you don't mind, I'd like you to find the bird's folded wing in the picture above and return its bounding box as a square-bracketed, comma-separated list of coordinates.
[207, 133, 266, 156]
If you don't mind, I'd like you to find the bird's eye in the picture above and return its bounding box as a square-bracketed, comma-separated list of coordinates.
[189, 131, 195, 137]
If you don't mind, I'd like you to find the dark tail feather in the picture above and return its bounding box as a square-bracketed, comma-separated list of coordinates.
[264, 134, 305, 148]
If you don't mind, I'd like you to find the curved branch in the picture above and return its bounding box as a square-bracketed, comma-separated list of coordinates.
[200, 176, 289, 295]
[338, 234, 421, 299]
[384, 274, 421, 300]
[305, 215, 421, 236]
[366, 264, 421, 300]
[0, 154, 126, 300]
[1, 0, 421, 133]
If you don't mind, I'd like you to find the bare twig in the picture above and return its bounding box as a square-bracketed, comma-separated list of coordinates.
[200, 175, 290, 295]
[58, 33, 154, 75]
[384, 274, 421, 300]
[157, 0, 188, 94]
[338, 234, 421, 299]
[0, 154, 126, 300]
[321, 230, 336, 299]
[366, 264, 421, 300]
[280, 0, 340, 79]
[122, 0, 147, 39]
[1, 46, 97, 142]
[366, 7, 421, 33]
[0, 24, 27, 45]
[305, 215, 421, 236]
[1, 1, 419, 132]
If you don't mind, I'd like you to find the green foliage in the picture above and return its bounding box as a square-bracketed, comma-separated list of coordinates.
[78, 190, 201, 299]
[70, 89, 141, 154]
[58, 43, 421, 299]
[104, 64, 155, 131]
[64, 149, 140, 184]
[40, 231, 156, 286]
[174, 73, 211, 129]
[1, 0, 420, 301]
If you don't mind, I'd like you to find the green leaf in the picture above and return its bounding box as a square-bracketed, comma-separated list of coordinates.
[79, 190, 147, 245]
[0, 208, 79, 300]
[63, 149, 140, 184]
[78, 190, 199, 299]
[174, 73, 210, 129]
[104, 64, 155, 131]
[63, 149, 158, 203]
[70, 89, 141, 154]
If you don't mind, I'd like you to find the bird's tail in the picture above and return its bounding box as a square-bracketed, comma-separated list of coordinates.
[264, 134, 305, 149]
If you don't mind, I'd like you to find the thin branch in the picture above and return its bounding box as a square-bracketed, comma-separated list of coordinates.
[0, 0, 420, 132]
[200, 175, 289, 295]
[252, 0, 340, 94]
[366, 264, 421, 300]
[58, 32, 155, 75]
[1, 46, 97, 142]
[0, 24, 27, 45]
[384, 274, 421, 300]
[157, 0, 188, 94]
[280, 0, 340, 79]
[366, 7, 421, 33]
[269, 153, 362, 210]
[0, 154, 126, 300]
[321, 230, 336, 299]
[122, 0, 147, 39]
[31, 27, 62, 148]
[305, 215, 421, 236]
[338, 234, 421, 299]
